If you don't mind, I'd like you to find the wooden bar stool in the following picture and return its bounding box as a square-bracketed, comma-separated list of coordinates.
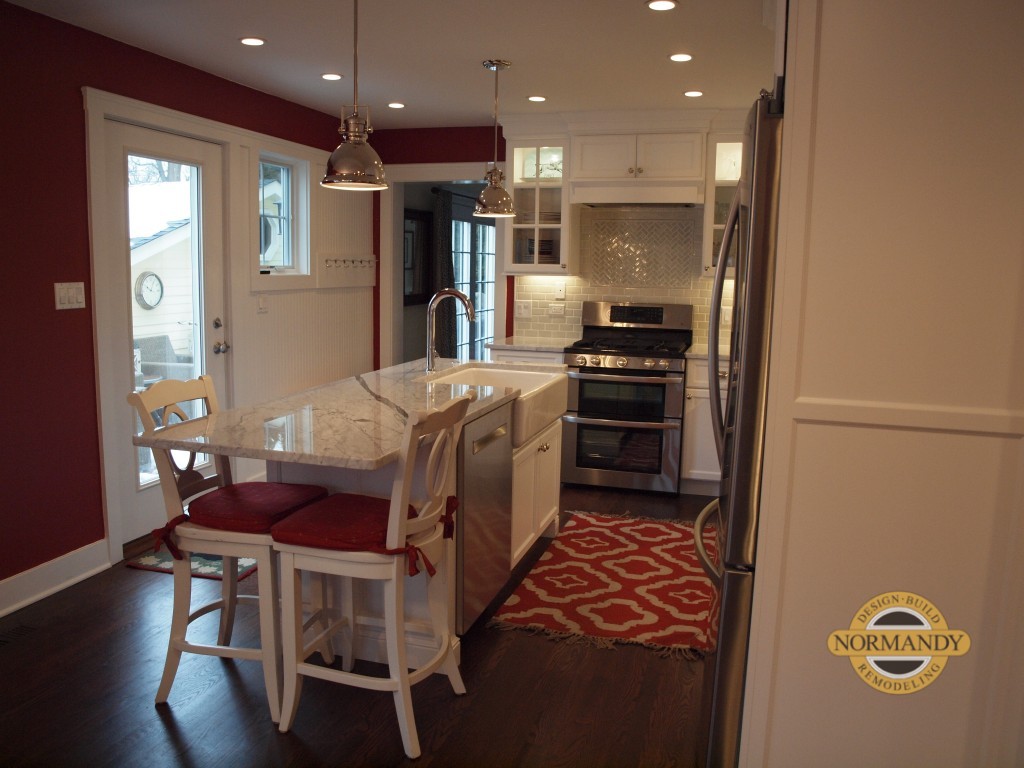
[128, 375, 328, 723]
[271, 394, 473, 758]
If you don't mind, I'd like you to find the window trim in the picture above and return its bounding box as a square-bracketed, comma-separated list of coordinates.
[251, 149, 313, 291]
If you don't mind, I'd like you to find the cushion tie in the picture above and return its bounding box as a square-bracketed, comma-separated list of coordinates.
[151, 514, 189, 560]
[442, 496, 458, 540]
[386, 543, 437, 578]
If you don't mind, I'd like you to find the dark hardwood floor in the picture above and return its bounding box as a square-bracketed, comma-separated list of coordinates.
[0, 487, 715, 768]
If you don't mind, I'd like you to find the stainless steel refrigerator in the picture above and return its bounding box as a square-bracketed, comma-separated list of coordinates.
[695, 88, 784, 767]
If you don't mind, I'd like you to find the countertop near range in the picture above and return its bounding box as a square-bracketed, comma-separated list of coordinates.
[132, 358, 528, 471]
[686, 344, 732, 360]
[486, 335, 577, 354]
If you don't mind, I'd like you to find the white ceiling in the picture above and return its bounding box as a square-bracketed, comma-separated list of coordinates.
[12, 0, 778, 130]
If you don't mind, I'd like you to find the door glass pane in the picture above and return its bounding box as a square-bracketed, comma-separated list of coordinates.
[127, 154, 204, 487]
[452, 218, 496, 360]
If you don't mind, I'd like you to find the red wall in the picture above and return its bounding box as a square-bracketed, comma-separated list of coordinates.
[0, 1, 512, 583]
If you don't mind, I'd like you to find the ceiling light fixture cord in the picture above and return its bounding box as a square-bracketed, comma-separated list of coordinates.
[352, 0, 359, 110]
[492, 63, 499, 171]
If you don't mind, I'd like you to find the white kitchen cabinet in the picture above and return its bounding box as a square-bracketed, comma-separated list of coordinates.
[511, 418, 562, 567]
[702, 136, 742, 276]
[572, 133, 704, 181]
[682, 359, 728, 483]
[505, 141, 576, 275]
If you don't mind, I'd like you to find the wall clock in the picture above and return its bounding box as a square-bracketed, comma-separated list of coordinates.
[134, 271, 164, 309]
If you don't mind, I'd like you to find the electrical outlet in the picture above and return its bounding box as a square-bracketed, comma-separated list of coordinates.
[515, 300, 532, 318]
[547, 302, 565, 316]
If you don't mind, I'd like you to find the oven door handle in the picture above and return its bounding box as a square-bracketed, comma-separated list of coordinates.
[567, 371, 685, 386]
[562, 415, 681, 431]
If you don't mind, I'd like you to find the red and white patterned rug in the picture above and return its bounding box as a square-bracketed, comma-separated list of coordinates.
[491, 511, 719, 658]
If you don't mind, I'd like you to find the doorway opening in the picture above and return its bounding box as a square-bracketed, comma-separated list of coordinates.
[399, 181, 496, 364]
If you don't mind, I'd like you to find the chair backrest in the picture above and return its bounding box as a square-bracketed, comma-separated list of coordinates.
[127, 375, 232, 521]
[385, 394, 474, 550]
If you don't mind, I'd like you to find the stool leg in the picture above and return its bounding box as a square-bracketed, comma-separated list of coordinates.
[311, 573, 335, 665]
[219, 556, 239, 645]
[336, 575, 355, 672]
[278, 551, 304, 732]
[385, 569, 420, 759]
[256, 548, 283, 724]
[428, 561, 465, 695]
[156, 553, 192, 704]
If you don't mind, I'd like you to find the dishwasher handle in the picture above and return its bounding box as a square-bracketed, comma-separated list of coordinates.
[471, 422, 509, 455]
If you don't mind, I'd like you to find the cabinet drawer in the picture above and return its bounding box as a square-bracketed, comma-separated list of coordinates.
[687, 359, 728, 390]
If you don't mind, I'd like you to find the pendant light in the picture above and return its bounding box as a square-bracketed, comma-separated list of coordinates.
[321, 0, 387, 190]
[474, 59, 515, 218]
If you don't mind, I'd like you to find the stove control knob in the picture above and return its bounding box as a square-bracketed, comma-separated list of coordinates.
[574, 355, 588, 367]
[658, 359, 671, 369]
[616, 357, 628, 368]
[590, 355, 602, 367]
[643, 358, 656, 369]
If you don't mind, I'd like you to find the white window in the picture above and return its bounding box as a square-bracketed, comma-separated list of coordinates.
[259, 160, 292, 269]
[254, 151, 311, 288]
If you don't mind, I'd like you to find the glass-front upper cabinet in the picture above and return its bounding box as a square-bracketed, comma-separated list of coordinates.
[505, 142, 576, 274]
[702, 137, 742, 276]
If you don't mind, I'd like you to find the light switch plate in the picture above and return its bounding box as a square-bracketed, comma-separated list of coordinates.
[54, 282, 86, 310]
[515, 300, 532, 318]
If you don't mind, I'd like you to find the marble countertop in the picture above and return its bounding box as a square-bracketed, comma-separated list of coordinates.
[686, 344, 732, 360]
[486, 335, 577, 353]
[132, 358, 547, 471]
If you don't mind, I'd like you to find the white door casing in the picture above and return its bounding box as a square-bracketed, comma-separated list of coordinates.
[91, 119, 227, 559]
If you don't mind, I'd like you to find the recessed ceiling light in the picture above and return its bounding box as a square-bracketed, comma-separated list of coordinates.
[647, 1, 677, 10]
[322, 73, 342, 81]
[387, 102, 405, 109]
[684, 90, 704, 98]
[240, 37, 265, 46]
[528, 96, 546, 102]
[669, 53, 693, 62]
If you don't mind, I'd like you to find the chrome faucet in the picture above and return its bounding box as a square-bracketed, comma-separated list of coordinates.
[426, 288, 476, 372]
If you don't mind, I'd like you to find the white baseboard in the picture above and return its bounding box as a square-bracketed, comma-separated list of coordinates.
[0, 540, 111, 619]
[346, 616, 462, 669]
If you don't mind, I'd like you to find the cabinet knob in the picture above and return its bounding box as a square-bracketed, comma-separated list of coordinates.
[627, 167, 635, 176]
[686, 393, 693, 400]
[636, 167, 644, 175]
[539, 442, 550, 452]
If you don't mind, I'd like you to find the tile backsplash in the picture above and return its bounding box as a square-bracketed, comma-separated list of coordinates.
[513, 204, 733, 345]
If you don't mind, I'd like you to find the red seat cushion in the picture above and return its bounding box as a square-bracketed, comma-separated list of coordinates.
[270, 493, 416, 551]
[187, 482, 328, 534]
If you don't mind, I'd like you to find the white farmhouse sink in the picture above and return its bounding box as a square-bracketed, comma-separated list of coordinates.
[426, 365, 568, 448]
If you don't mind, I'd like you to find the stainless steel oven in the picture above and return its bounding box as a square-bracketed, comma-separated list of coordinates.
[561, 302, 692, 494]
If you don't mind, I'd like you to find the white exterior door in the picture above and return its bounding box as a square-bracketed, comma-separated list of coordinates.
[93, 120, 228, 555]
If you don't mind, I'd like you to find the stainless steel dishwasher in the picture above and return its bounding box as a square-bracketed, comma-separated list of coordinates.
[456, 401, 512, 634]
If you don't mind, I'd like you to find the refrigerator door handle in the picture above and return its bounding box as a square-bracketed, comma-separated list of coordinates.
[708, 192, 740, 464]
[694, 498, 723, 585]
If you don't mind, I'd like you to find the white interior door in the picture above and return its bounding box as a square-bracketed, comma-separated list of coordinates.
[93, 120, 227, 556]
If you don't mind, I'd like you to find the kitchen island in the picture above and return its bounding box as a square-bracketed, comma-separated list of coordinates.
[135, 358, 523, 472]
[133, 356, 566, 657]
